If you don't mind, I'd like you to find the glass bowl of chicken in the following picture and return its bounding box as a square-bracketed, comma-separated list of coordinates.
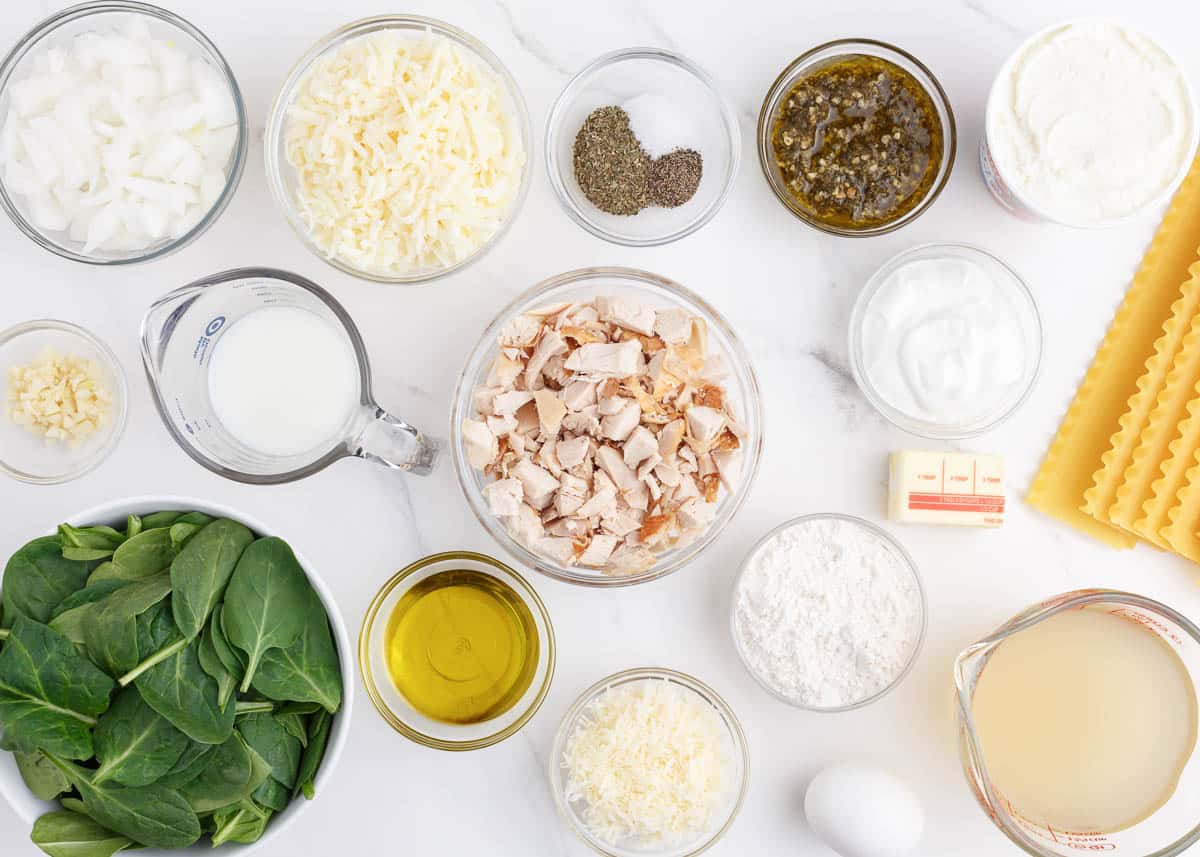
[451, 267, 763, 587]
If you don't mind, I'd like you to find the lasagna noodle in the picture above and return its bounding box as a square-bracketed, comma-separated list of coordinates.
[1028, 153, 1200, 547]
[1086, 267, 1200, 531]
[1118, 279, 1200, 546]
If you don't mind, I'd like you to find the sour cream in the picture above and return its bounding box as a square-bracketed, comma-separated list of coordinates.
[208, 306, 359, 457]
[854, 251, 1038, 434]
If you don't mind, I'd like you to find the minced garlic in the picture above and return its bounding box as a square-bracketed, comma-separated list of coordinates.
[6, 350, 112, 446]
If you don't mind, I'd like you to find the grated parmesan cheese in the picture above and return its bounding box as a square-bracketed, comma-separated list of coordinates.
[561, 678, 733, 848]
[6, 349, 112, 446]
[284, 29, 526, 277]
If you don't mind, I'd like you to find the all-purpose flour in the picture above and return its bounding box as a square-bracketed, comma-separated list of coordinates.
[733, 516, 923, 708]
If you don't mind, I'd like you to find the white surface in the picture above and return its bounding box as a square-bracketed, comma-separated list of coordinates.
[1, 1, 1198, 856]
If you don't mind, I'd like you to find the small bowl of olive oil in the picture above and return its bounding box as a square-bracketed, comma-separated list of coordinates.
[358, 551, 556, 750]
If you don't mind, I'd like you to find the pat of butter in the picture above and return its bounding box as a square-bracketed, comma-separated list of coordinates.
[889, 451, 1005, 527]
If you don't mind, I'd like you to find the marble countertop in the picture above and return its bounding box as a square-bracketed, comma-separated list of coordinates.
[3, 0, 1200, 854]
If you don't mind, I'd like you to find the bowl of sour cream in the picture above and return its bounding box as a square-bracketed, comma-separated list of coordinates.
[848, 243, 1042, 439]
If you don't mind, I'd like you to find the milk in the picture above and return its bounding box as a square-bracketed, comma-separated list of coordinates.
[207, 306, 359, 457]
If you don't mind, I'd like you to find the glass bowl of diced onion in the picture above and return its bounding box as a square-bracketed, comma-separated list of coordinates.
[549, 667, 750, 857]
[0, 1, 248, 265]
[264, 15, 533, 285]
[0, 319, 129, 484]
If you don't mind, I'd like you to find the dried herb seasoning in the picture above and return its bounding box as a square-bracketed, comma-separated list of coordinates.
[771, 54, 943, 229]
[573, 106, 703, 215]
[573, 106, 650, 215]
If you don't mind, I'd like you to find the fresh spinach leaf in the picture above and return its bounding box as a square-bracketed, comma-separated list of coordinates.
[223, 538, 311, 692]
[109, 529, 175, 582]
[210, 800, 271, 847]
[155, 739, 214, 790]
[174, 512, 214, 527]
[15, 750, 72, 800]
[170, 519, 253, 641]
[139, 512, 183, 530]
[294, 709, 333, 800]
[84, 574, 173, 678]
[48, 605, 93, 650]
[50, 581, 126, 620]
[275, 711, 308, 747]
[92, 687, 189, 787]
[124, 515, 142, 540]
[197, 620, 236, 711]
[3, 537, 92, 625]
[0, 616, 114, 758]
[252, 587, 342, 713]
[30, 809, 132, 857]
[58, 525, 126, 563]
[208, 605, 244, 695]
[251, 777, 291, 813]
[135, 637, 235, 745]
[46, 754, 201, 849]
[84, 564, 116, 587]
[238, 712, 302, 792]
[179, 732, 271, 813]
[168, 523, 204, 551]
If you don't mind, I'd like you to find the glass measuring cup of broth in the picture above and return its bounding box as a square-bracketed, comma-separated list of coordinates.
[955, 590, 1200, 857]
[140, 267, 438, 483]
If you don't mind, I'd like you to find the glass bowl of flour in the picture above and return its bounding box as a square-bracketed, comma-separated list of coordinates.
[730, 513, 927, 712]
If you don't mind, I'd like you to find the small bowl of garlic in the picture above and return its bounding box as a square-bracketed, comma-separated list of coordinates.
[0, 319, 128, 484]
[451, 267, 763, 587]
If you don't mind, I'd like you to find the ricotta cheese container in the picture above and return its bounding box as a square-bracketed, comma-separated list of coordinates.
[981, 20, 1197, 227]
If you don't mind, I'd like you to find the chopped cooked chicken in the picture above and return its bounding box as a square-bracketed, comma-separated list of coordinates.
[564, 340, 642, 377]
[466, 295, 742, 576]
[462, 419, 497, 469]
[482, 478, 523, 516]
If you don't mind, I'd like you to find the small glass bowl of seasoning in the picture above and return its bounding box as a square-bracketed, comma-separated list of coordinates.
[545, 48, 740, 246]
[758, 39, 956, 236]
[358, 551, 555, 751]
[549, 667, 750, 856]
[0, 320, 129, 485]
[0, 2, 248, 265]
[848, 243, 1042, 438]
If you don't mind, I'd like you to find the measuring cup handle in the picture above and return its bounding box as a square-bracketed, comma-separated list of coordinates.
[353, 408, 439, 476]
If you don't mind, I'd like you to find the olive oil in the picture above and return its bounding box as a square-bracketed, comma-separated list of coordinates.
[384, 569, 539, 725]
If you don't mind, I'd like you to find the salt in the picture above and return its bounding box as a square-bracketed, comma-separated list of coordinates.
[621, 93, 702, 159]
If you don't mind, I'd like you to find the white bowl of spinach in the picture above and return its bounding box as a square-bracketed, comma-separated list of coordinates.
[0, 496, 352, 856]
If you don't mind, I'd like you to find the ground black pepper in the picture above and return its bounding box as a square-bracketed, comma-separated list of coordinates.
[648, 149, 702, 208]
[573, 106, 703, 215]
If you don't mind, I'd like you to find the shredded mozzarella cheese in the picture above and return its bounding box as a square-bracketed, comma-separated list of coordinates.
[284, 29, 526, 276]
[561, 678, 732, 847]
[7, 349, 112, 446]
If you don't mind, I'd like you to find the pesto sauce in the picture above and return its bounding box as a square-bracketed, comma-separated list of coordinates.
[771, 54, 943, 229]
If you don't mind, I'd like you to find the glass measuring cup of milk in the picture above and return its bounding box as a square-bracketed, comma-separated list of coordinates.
[141, 267, 438, 483]
[954, 590, 1200, 857]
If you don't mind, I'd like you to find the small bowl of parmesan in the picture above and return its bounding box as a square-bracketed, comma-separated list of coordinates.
[549, 667, 749, 856]
[265, 15, 532, 284]
[0, 319, 128, 484]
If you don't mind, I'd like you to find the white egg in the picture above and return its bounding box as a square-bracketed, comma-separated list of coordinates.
[804, 762, 924, 857]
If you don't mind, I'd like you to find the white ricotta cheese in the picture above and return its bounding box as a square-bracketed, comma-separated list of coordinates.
[987, 21, 1195, 224]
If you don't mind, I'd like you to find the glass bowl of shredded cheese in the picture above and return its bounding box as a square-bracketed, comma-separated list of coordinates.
[550, 667, 750, 856]
[0, 319, 128, 484]
[265, 15, 532, 284]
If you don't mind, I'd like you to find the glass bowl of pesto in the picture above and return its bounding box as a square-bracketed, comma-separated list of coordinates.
[545, 48, 741, 247]
[357, 551, 555, 751]
[757, 39, 956, 236]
